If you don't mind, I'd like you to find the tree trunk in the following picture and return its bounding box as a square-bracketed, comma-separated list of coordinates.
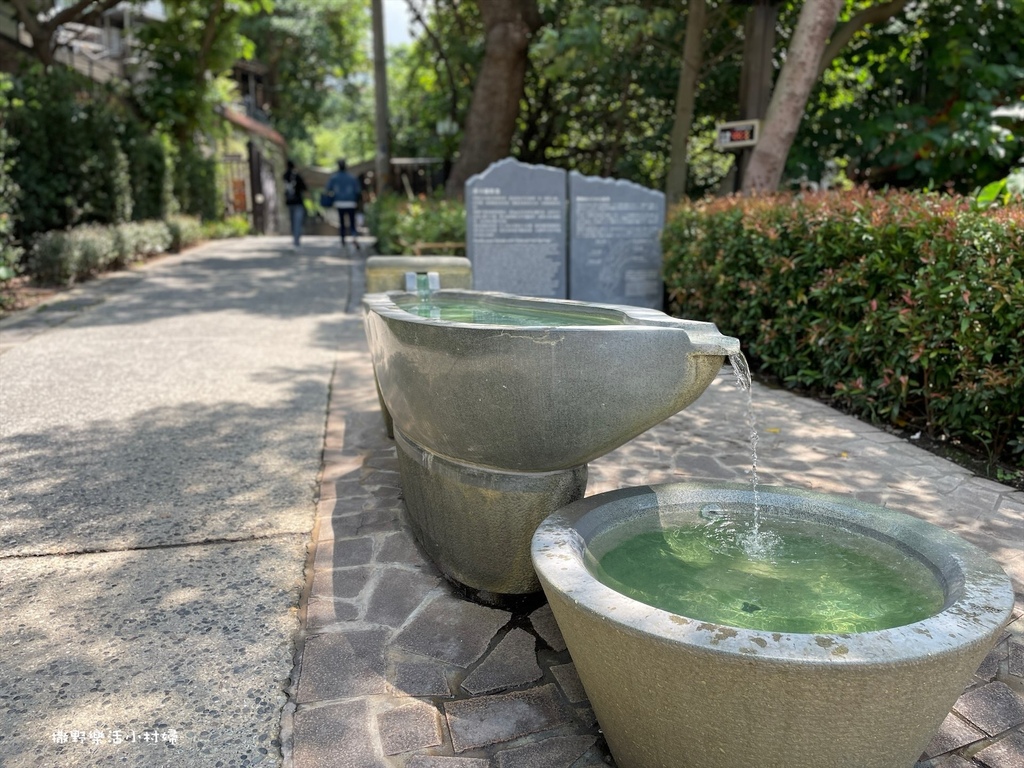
[372, 0, 391, 194]
[742, 0, 843, 194]
[445, 0, 542, 198]
[664, 0, 707, 205]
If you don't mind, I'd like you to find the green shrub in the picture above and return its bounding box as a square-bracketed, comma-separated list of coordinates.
[28, 225, 117, 284]
[172, 143, 218, 221]
[113, 220, 172, 266]
[124, 127, 171, 222]
[1, 74, 21, 306]
[367, 194, 465, 254]
[202, 215, 250, 240]
[28, 219, 174, 285]
[166, 215, 204, 252]
[663, 189, 1024, 467]
[366, 194, 402, 253]
[6, 66, 141, 238]
[27, 231, 72, 284]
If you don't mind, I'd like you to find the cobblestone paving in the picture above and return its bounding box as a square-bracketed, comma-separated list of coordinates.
[286, 317, 1024, 768]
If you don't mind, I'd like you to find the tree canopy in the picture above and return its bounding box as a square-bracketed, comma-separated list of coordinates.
[387, 0, 1022, 196]
[10, 0, 1020, 195]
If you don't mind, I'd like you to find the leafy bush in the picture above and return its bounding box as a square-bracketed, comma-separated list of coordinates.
[166, 215, 204, 252]
[124, 126, 171, 222]
[365, 194, 402, 253]
[28, 220, 175, 285]
[367, 194, 465, 254]
[172, 143, 218, 221]
[29, 225, 116, 284]
[1, 75, 22, 306]
[202, 215, 250, 240]
[112, 221, 172, 267]
[6, 66, 141, 238]
[663, 189, 1024, 467]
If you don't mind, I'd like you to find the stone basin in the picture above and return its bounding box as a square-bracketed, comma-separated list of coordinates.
[362, 290, 739, 597]
[531, 481, 1015, 768]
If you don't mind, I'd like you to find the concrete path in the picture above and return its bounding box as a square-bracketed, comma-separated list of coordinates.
[1, 235, 1021, 767]
[0, 236, 356, 767]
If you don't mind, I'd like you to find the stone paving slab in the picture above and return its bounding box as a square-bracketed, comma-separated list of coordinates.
[954, 683, 1024, 736]
[444, 685, 573, 753]
[461, 629, 542, 695]
[393, 596, 512, 668]
[972, 729, 1024, 768]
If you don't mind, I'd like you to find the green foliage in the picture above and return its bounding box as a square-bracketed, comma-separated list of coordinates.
[663, 189, 1024, 467]
[241, 0, 369, 148]
[1, 75, 22, 301]
[366, 195, 466, 254]
[123, 125, 172, 221]
[4, 66, 173, 240]
[172, 143, 219, 221]
[521, 0, 691, 183]
[365, 194, 402, 254]
[27, 220, 175, 285]
[976, 169, 1024, 209]
[29, 225, 115, 284]
[167, 215, 205, 252]
[112, 221, 174, 267]
[794, 0, 1024, 191]
[135, 0, 271, 139]
[389, 0, 746, 193]
[202, 215, 252, 239]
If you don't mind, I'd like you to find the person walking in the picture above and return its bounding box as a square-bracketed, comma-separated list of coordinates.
[324, 159, 361, 248]
[283, 160, 308, 249]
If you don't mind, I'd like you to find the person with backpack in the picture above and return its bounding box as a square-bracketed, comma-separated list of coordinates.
[324, 159, 361, 248]
[283, 160, 308, 249]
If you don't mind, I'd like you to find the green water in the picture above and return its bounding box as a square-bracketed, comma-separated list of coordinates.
[394, 295, 623, 326]
[589, 517, 945, 634]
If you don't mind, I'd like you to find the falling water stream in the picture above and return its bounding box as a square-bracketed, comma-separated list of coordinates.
[728, 352, 764, 552]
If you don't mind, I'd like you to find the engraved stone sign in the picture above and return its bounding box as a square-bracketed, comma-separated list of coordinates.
[568, 171, 666, 309]
[466, 158, 568, 299]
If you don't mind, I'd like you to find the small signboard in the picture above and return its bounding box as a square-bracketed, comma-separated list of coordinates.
[715, 120, 761, 151]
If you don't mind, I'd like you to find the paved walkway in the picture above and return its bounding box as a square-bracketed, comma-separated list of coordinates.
[1, 237, 1021, 768]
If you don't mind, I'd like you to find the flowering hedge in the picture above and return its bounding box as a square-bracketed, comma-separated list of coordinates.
[662, 189, 1024, 467]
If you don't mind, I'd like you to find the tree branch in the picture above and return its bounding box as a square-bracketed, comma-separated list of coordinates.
[818, 0, 909, 77]
[52, 0, 125, 29]
[12, 0, 133, 64]
[197, 0, 228, 79]
[406, 0, 460, 120]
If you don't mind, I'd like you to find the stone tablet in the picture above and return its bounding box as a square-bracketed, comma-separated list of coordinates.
[568, 171, 666, 309]
[466, 158, 567, 298]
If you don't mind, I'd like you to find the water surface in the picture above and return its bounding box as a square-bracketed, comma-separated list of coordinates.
[394, 295, 624, 327]
[588, 514, 945, 634]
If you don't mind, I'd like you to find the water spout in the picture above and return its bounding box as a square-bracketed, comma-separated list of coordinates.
[405, 271, 442, 298]
[728, 352, 752, 390]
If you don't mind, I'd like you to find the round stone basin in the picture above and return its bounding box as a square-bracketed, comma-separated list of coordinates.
[532, 482, 1014, 768]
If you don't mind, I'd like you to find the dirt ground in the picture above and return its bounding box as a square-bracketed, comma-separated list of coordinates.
[0, 276, 65, 317]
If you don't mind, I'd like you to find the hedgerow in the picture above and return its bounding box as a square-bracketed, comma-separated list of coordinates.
[662, 189, 1024, 468]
